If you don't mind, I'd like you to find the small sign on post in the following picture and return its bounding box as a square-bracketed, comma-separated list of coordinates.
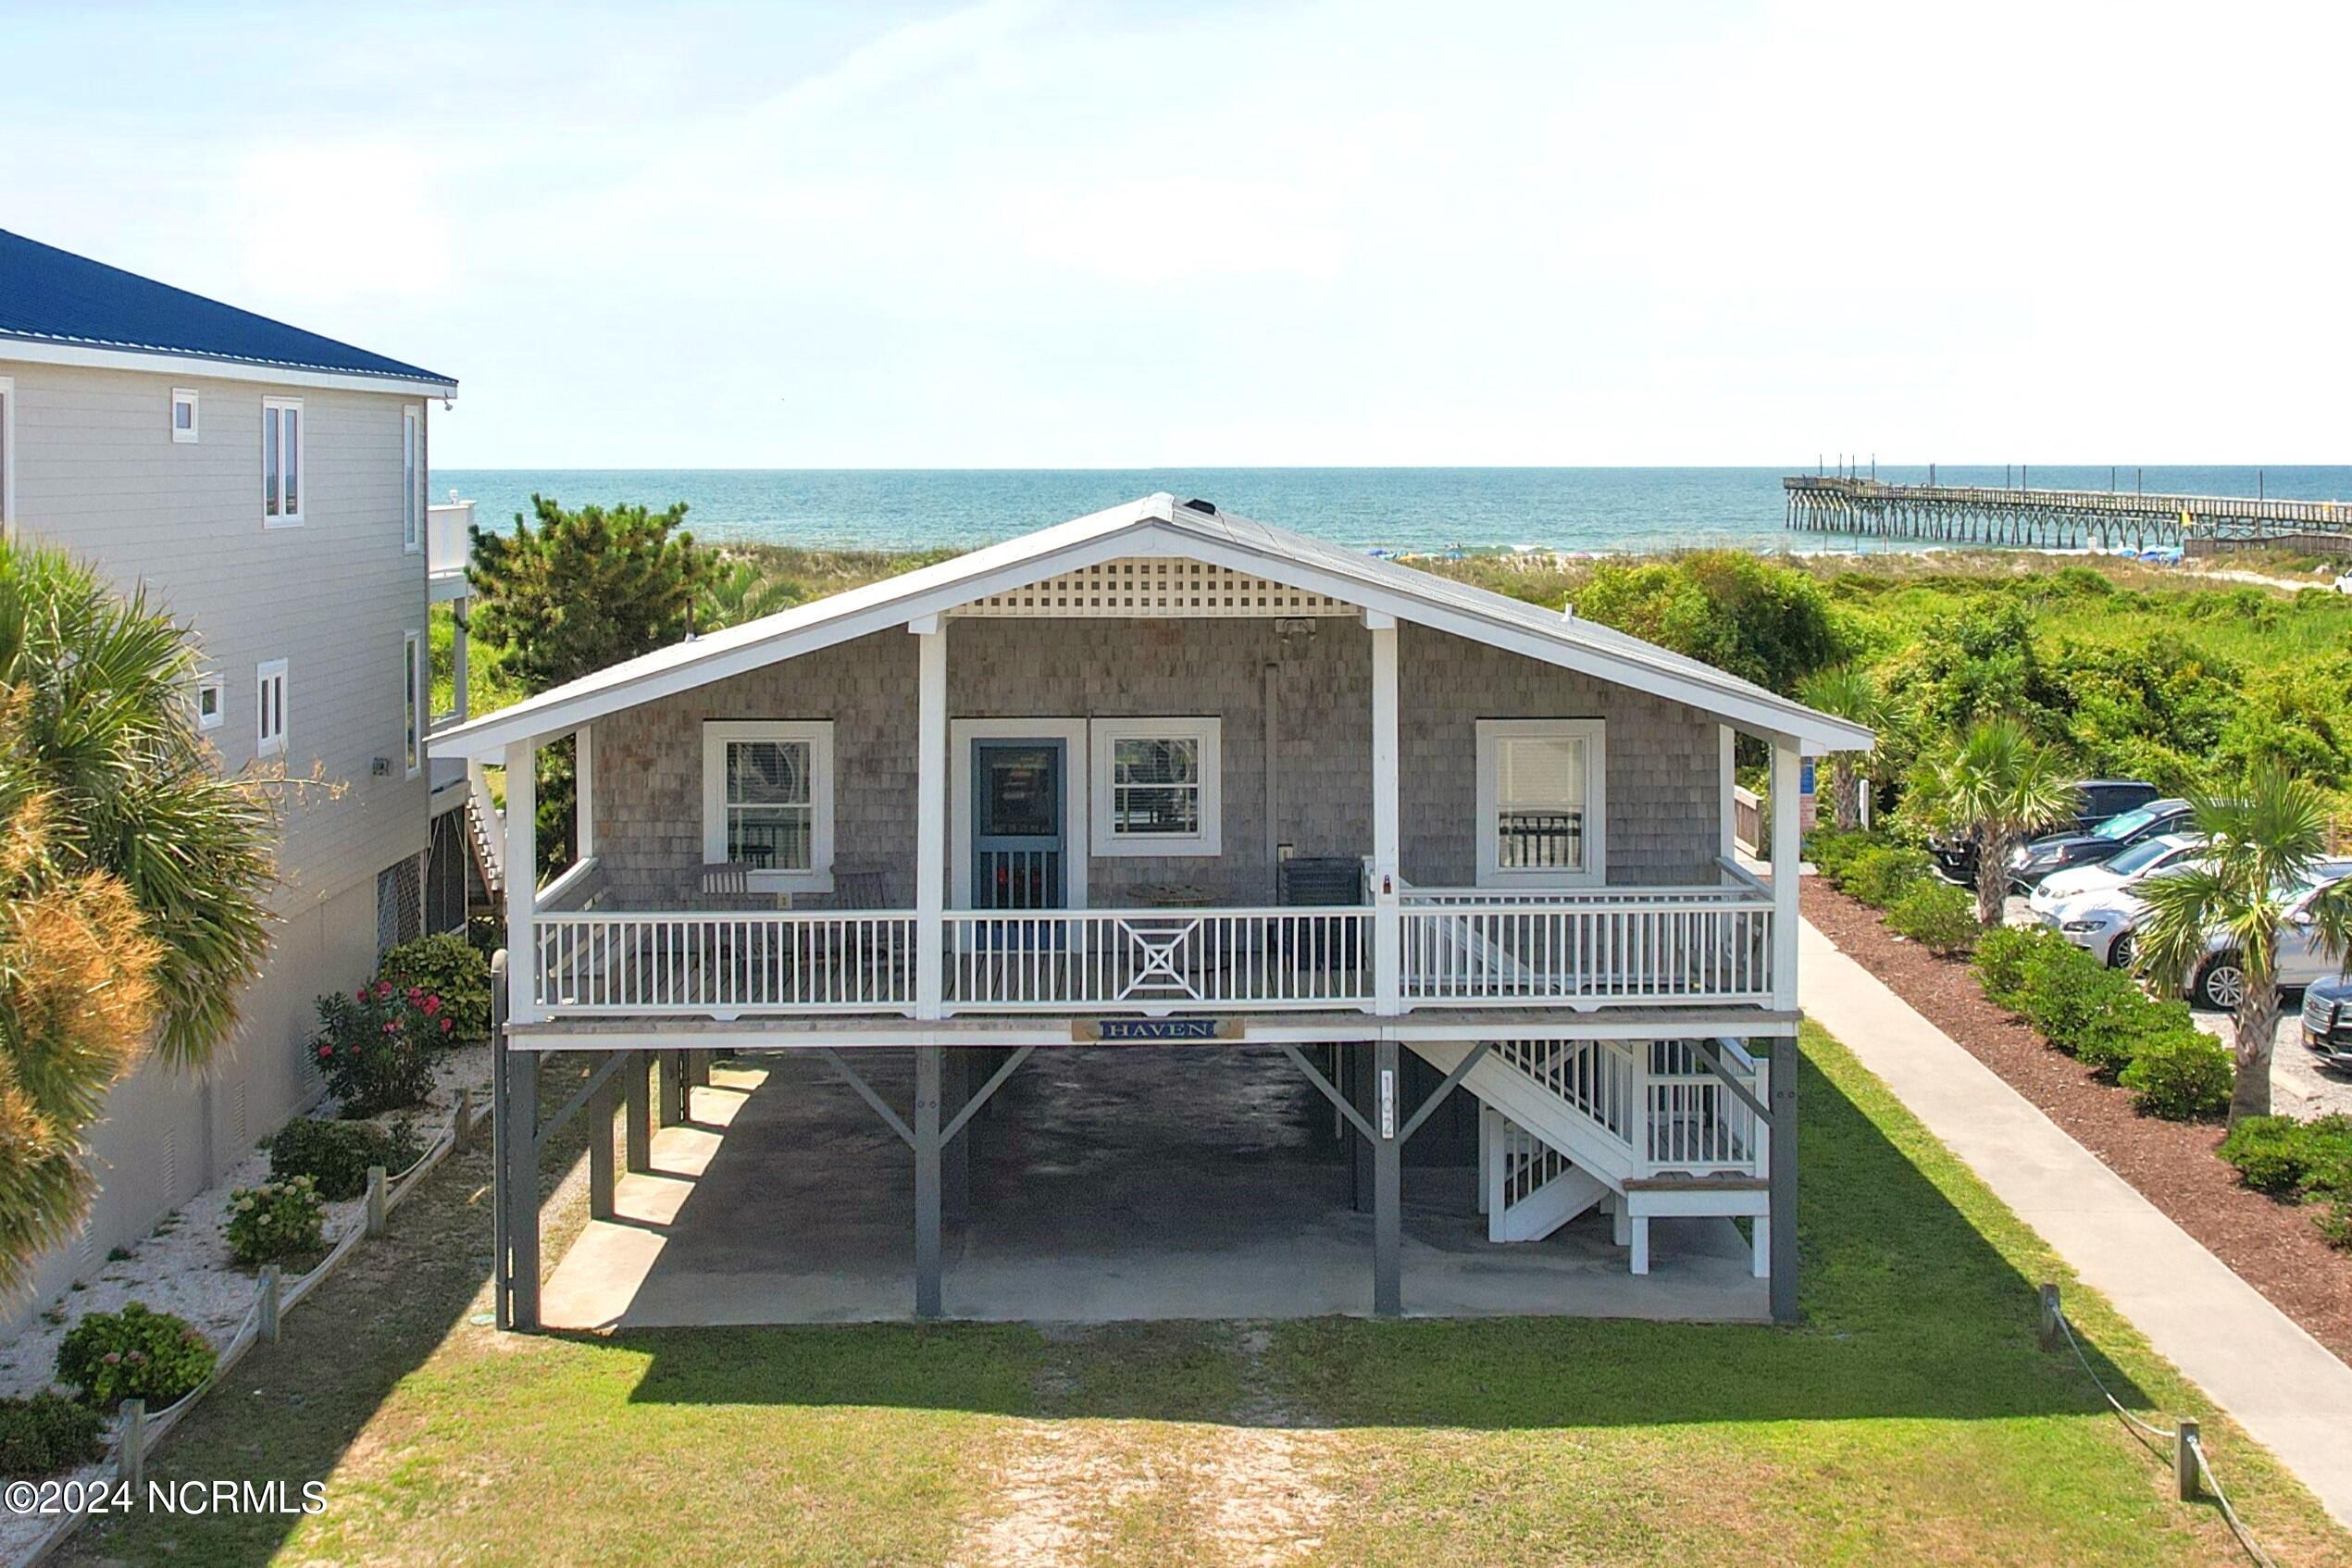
[1379, 1068, 1397, 1139]
[1072, 1017, 1243, 1044]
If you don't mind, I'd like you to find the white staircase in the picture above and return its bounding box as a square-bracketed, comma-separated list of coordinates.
[1412, 1036, 1771, 1276]
[466, 760, 505, 904]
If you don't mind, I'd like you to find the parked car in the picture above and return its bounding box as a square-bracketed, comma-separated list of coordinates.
[2302, 974, 2352, 1069]
[1931, 779, 2160, 886]
[2189, 865, 2352, 1011]
[2025, 831, 2203, 920]
[2007, 798, 2193, 892]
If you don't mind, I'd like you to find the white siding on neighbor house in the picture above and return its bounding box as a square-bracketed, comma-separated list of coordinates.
[2, 357, 439, 1326]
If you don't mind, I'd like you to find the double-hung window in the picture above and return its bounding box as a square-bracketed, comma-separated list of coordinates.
[1090, 717, 1221, 856]
[256, 659, 290, 758]
[402, 406, 422, 552]
[403, 630, 424, 778]
[262, 397, 303, 526]
[1475, 718, 1606, 885]
[702, 720, 835, 891]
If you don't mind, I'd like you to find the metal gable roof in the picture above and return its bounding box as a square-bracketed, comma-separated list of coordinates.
[430, 493, 1874, 758]
[0, 229, 456, 389]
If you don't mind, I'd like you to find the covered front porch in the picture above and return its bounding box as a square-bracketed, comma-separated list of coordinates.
[537, 1048, 1771, 1328]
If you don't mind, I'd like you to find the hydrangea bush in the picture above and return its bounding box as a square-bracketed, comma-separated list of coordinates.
[223, 1175, 325, 1265]
[55, 1303, 217, 1411]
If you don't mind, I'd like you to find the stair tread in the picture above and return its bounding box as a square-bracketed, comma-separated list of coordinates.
[1623, 1173, 1768, 1191]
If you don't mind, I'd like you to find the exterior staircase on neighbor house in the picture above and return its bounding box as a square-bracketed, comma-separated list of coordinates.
[466, 760, 506, 906]
[1409, 1036, 1770, 1276]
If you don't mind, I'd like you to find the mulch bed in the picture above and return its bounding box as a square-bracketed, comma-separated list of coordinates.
[1803, 877, 2352, 1365]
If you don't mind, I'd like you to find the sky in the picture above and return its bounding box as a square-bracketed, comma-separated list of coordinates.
[5, 0, 2348, 468]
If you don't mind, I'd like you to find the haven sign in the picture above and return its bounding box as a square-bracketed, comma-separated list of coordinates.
[1071, 1017, 1245, 1043]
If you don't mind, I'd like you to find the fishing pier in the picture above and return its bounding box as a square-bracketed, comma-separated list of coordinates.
[1783, 475, 2352, 554]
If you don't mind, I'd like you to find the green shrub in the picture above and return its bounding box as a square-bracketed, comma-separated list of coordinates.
[2118, 1033, 2233, 1120]
[378, 933, 492, 1042]
[2316, 1195, 2352, 1251]
[1885, 880, 1979, 955]
[267, 1117, 423, 1201]
[1806, 826, 1884, 886]
[1974, 925, 2067, 1006]
[0, 1392, 104, 1476]
[311, 983, 442, 1116]
[2221, 1114, 2318, 1194]
[56, 1303, 217, 1411]
[223, 1176, 325, 1266]
[2015, 940, 2140, 1049]
[1844, 845, 1934, 908]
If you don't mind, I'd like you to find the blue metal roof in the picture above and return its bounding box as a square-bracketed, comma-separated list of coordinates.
[0, 229, 454, 389]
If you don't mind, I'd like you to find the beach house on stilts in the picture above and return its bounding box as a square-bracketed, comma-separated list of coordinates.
[429, 495, 1871, 1329]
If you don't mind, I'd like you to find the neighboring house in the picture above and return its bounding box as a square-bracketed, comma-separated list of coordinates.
[0, 229, 479, 1321]
[433, 494, 1871, 1326]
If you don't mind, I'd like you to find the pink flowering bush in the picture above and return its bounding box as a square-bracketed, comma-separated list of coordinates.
[56, 1303, 217, 1411]
[310, 979, 444, 1116]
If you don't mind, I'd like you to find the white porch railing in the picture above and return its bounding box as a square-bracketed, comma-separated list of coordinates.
[1398, 898, 1774, 1005]
[427, 500, 474, 584]
[1641, 1039, 1766, 1176]
[533, 911, 920, 1015]
[940, 907, 1372, 1013]
[518, 887, 1775, 1018]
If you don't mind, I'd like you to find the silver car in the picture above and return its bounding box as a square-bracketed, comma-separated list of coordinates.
[2190, 864, 2352, 1011]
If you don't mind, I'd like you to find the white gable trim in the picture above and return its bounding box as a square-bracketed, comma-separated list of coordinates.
[0, 336, 457, 399]
[429, 499, 1873, 761]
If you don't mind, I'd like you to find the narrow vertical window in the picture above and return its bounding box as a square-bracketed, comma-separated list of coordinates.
[402, 407, 422, 552]
[171, 389, 199, 442]
[256, 658, 289, 757]
[403, 630, 423, 778]
[262, 397, 304, 525]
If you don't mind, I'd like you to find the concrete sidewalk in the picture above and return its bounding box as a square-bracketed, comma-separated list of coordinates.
[1801, 919, 2352, 1527]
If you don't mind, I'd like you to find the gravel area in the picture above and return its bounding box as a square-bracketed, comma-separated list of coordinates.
[1804, 878, 2352, 1367]
[0, 1042, 490, 1567]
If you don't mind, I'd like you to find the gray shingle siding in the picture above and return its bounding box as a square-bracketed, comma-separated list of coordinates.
[590, 616, 1721, 903]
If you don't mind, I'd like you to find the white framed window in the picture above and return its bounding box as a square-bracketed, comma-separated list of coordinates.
[1475, 718, 1606, 886]
[261, 396, 303, 526]
[193, 673, 225, 732]
[701, 720, 835, 891]
[403, 629, 424, 778]
[402, 405, 422, 552]
[256, 658, 289, 758]
[171, 388, 199, 443]
[1089, 717, 1221, 856]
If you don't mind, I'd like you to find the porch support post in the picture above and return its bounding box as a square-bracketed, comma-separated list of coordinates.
[588, 1067, 616, 1222]
[915, 1045, 943, 1319]
[942, 1048, 970, 1223]
[574, 724, 595, 863]
[502, 738, 541, 1025]
[624, 1050, 651, 1173]
[499, 1036, 540, 1330]
[913, 617, 947, 1020]
[657, 1051, 684, 1126]
[450, 591, 470, 721]
[1367, 611, 1402, 1015]
[1769, 736, 1803, 1322]
[1373, 1039, 1402, 1315]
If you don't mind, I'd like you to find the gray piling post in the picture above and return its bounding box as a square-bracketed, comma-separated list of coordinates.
[625, 1051, 652, 1173]
[1373, 1039, 1401, 1317]
[2037, 1283, 2061, 1350]
[118, 1400, 146, 1491]
[915, 1046, 942, 1319]
[258, 1264, 282, 1343]
[590, 1073, 616, 1222]
[2176, 1418, 2201, 1500]
[366, 1165, 389, 1238]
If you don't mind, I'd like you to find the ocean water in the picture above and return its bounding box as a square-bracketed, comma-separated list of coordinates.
[430, 466, 2352, 557]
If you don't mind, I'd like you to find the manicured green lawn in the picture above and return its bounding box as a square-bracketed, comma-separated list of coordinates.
[59, 1029, 2352, 1566]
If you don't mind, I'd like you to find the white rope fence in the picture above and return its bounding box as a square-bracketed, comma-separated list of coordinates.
[17, 1091, 489, 1568]
[2038, 1282, 2283, 1568]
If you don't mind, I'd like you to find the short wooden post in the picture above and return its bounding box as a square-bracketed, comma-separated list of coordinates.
[2176, 1418, 2201, 1501]
[257, 1264, 282, 1343]
[452, 1086, 473, 1151]
[2037, 1282, 2062, 1350]
[118, 1399, 146, 1490]
[366, 1165, 389, 1238]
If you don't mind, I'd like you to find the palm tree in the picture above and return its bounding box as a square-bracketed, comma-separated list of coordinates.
[2132, 768, 2352, 1124]
[0, 541, 277, 1288]
[697, 555, 807, 632]
[1909, 718, 2078, 926]
[1797, 666, 1888, 830]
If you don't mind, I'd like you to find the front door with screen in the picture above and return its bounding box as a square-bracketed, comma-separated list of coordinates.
[974, 740, 1067, 911]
